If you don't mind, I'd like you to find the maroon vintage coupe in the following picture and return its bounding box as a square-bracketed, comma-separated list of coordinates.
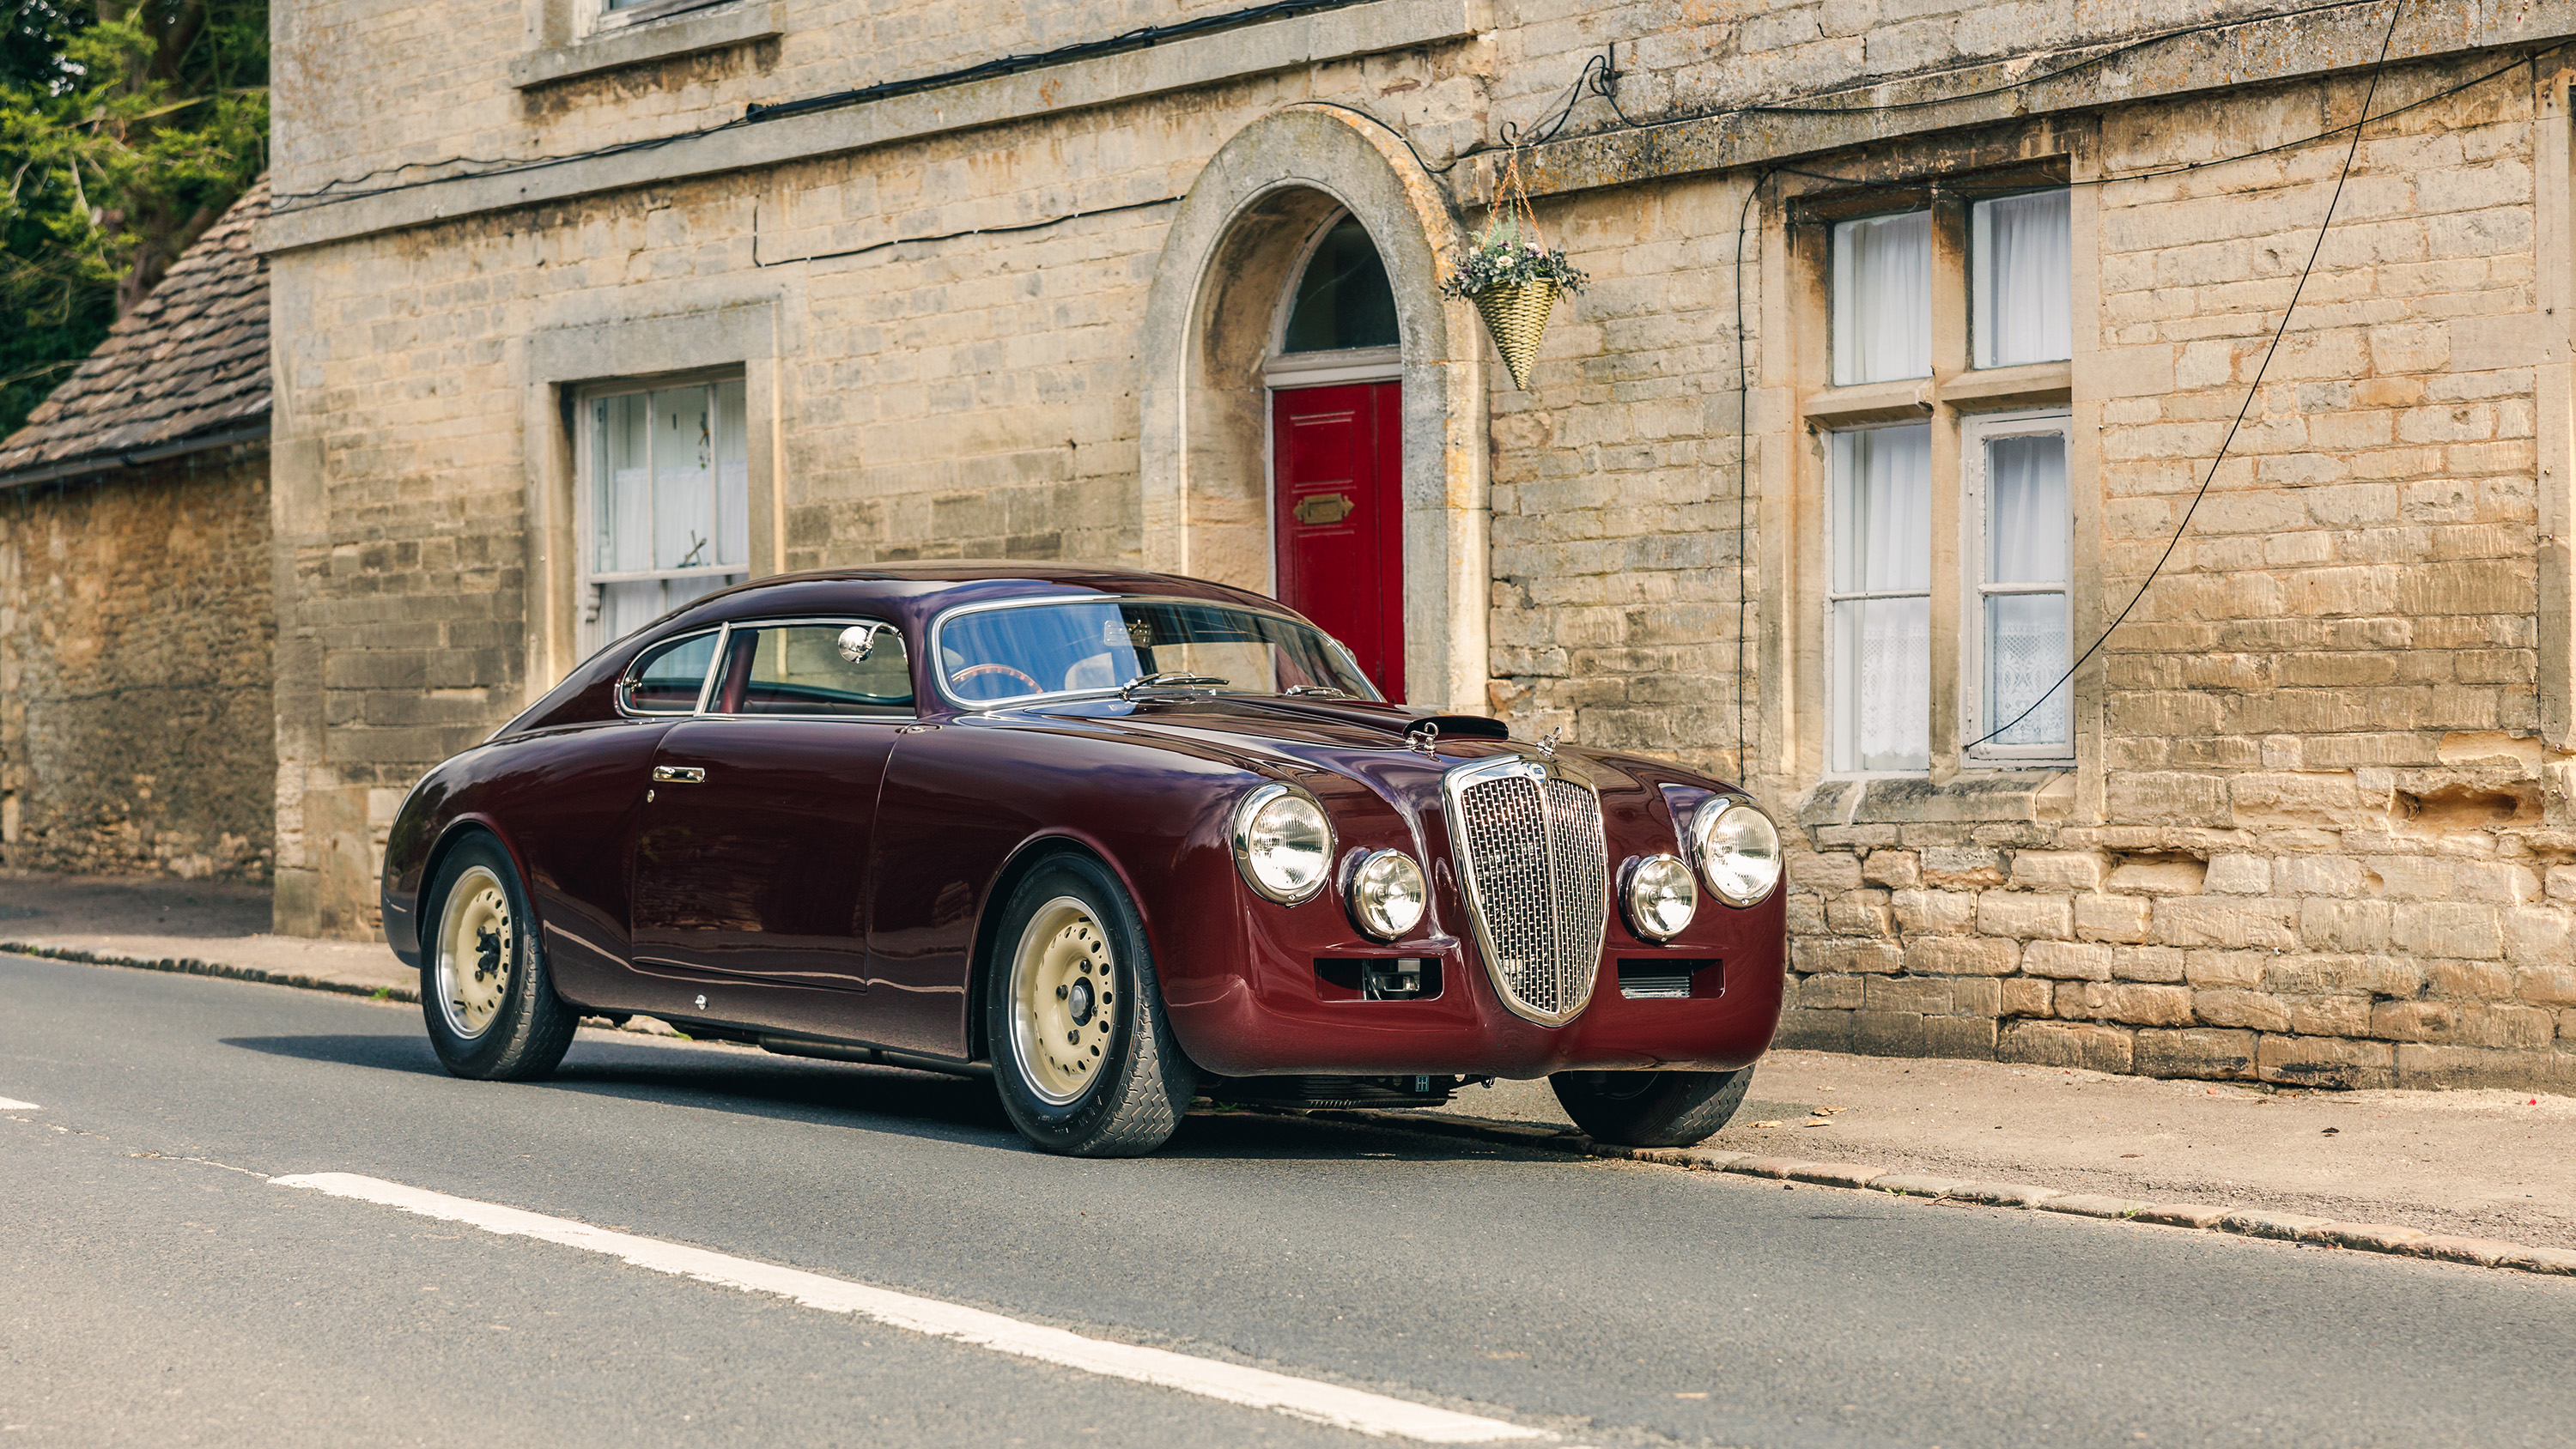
[382, 565, 1787, 1155]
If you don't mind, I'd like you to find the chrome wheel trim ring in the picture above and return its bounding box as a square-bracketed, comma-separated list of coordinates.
[1007, 895, 1119, 1106]
[436, 864, 515, 1040]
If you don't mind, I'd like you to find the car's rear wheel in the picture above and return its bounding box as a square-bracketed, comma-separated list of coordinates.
[421, 834, 578, 1082]
[987, 855, 1194, 1156]
[1550, 1068, 1752, 1148]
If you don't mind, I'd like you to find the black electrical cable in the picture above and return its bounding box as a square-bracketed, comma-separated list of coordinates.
[750, 192, 1179, 267]
[1732, 165, 1778, 782]
[1959, 0, 2407, 753]
[275, 0, 1373, 210]
[743, 0, 1370, 124]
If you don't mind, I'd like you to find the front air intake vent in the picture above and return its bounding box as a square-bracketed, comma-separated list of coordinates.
[1445, 756, 1608, 1026]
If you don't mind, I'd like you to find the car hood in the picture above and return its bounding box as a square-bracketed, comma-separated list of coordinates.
[1016, 694, 1661, 798]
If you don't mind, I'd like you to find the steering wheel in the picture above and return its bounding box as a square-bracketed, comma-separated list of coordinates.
[949, 662, 1043, 694]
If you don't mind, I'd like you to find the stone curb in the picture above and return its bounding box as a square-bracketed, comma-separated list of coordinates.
[1, 940, 421, 1003]
[1321, 1108, 2576, 1282]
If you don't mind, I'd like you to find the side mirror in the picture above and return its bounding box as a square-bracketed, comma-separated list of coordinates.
[836, 623, 884, 664]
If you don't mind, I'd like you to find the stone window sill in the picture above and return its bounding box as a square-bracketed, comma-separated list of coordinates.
[510, 0, 781, 89]
[1797, 770, 2074, 828]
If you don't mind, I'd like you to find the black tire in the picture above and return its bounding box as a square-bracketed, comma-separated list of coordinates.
[1550, 1068, 1752, 1148]
[985, 854, 1195, 1157]
[420, 833, 578, 1082]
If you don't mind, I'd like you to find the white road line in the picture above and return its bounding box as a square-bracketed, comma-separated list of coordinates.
[272, 1173, 1544, 1443]
[0, 1097, 39, 1111]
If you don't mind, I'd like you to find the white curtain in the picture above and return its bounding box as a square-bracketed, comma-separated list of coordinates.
[651, 386, 714, 571]
[1831, 425, 1932, 772]
[714, 377, 750, 567]
[1983, 431, 2069, 746]
[1975, 191, 2070, 368]
[1832, 211, 1930, 385]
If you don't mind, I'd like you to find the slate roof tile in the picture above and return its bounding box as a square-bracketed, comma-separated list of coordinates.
[0, 178, 270, 481]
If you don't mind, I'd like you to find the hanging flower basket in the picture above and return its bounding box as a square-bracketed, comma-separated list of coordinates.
[1443, 152, 1587, 391]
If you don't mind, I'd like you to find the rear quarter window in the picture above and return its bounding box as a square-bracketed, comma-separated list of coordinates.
[621, 631, 720, 713]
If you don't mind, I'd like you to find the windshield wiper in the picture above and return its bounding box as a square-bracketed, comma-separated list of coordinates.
[1282, 684, 1347, 698]
[1120, 670, 1231, 700]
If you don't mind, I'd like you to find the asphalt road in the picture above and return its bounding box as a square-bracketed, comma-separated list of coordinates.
[6, 951, 2573, 1448]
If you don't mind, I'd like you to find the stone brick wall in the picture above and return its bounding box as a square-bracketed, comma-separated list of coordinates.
[1745, 61, 2576, 1092]
[0, 451, 277, 882]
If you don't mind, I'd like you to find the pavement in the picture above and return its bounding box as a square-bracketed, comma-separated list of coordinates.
[7, 866, 2574, 1252]
[8, 949, 2575, 1448]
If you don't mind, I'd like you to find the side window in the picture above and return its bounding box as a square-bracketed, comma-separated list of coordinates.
[714, 622, 914, 718]
[621, 631, 719, 714]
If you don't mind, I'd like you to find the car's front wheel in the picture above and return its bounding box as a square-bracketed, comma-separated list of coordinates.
[421, 833, 578, 1082]
[986, 854, 1195, 1156]
[1550, 1068, 1752, 1148]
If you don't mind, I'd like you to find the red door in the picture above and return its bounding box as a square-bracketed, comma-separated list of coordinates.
[1273, 381, 1404, 701]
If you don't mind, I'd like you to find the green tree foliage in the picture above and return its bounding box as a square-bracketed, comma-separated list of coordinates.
[0, 0, 267, 436]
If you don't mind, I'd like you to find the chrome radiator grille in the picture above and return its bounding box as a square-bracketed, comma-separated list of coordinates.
[1449, 760, 1608, 1024]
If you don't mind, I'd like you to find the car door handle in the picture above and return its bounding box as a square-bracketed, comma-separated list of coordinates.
[651, 766, 707, 784]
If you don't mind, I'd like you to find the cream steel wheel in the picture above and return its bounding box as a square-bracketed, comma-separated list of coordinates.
[1009, 897, 1121, 1106]
[983, 854, 1194, 1155]
[436, 865, 515, 1039]
[417, 833, 578, 1082]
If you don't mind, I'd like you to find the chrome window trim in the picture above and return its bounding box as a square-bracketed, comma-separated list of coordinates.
[1687, 792, 1783, 908]
[685, 615, 920, 723]
[1442, 752, 1608, 1028]
[924, 592, 1383, 713]
[614, 625, 726, 719]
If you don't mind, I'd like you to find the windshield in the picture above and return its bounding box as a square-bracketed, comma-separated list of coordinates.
[935, 597, 1382, 706]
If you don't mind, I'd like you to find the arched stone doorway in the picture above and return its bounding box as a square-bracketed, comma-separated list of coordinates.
[1138, 106, 1488, 712]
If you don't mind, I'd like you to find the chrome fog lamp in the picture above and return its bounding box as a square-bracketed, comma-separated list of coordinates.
[1346, 849, 1427, 940]
[1232, 783, 1334, 904]
[1619, 854, 1698, 942]
[1691, 797, 1783, 907]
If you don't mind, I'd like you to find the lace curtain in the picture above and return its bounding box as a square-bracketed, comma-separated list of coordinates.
[1831, 425, 1932, 772]
[1831, 211, 1930, 385]
[1973, 191, 2071, 369]
[1982, 432, 2069, 747]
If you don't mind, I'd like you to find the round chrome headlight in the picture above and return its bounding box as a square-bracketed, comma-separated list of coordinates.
[1346, 850, 1427, 940]
[1691, 797, 1783, 906]
[1620, 854, 1698, 942]
[1231, 783, 1334, 904]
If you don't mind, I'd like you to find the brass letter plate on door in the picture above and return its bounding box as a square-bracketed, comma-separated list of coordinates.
[1293, 493, 1355, 526]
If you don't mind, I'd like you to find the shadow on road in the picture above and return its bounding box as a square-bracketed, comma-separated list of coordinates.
[216, 1031, 1575, 1167]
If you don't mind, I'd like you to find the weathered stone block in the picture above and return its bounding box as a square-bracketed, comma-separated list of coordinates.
[1978, 892, 2073, 941]
[1859, 850, 1921, 889]
[2202, 854, 2271, 894]
[2000, 1020, 2136, 1073]
[1999, 976, 2053, 1016]
[2008, 851, 2106, 892]
[2287, 994, 2371, 1036]
[1797, 973, 1867, 1009]
[2136, 1028, 2258, 1080]
[2074, 893, 2155, 943]
[1905, 937, 2022, 976]
[2154, 898, 2300, 949]
[2390, 902, 2504, 960]
[1791, 937, 1905, 974]
[2192, 988, 2293, 1032]
[1923, 1015, 1999, 1059]
[2504, 908, 2573, 968]
[1891, 888, 1978, 936]
[2057, 981, 2195, 1027]
[2300, 897, 2392, 952]
[1773, 1008, 1856, 1052]
[2257, 1034, 2397, 1089]
[2110, 945, 2188, 982]
[2021, 940, 2113, 979]
[1852, 1010, 1928, 1055]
